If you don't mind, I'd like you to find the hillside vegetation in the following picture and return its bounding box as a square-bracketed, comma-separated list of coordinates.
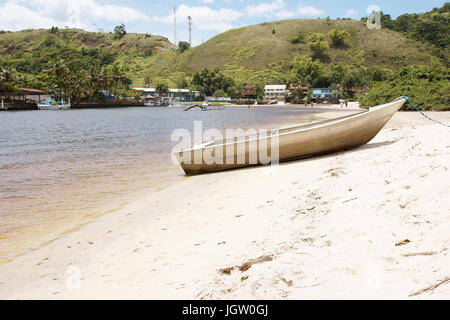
[144, 18, 442, 86]
[0, 28, 171, 92]
[379, 2, 450, 64]
[0, 19, 440, 87]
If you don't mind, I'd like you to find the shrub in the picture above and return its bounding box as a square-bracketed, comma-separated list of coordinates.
[290, 33, 306, 44]
[144, 49, 153, 57]
[213, 89, 228, 98]
[114, 24, 127, 39]
[328, 28, 350, 47]
[307, 33, 329, 57]
[178, 41, 191, 53]
[359, 65, 450, 111]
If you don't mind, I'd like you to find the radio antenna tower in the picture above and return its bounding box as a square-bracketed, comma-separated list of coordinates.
[188, 16, 192, 46]
[173, 7, 177, 47]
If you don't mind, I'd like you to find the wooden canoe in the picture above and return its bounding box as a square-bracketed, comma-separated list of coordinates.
[174, 98, 406, 175]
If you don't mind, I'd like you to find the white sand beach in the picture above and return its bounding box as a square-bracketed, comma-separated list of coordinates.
[0, 111, 449, 300]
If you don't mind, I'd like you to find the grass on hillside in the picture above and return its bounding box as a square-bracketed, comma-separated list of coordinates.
[0, 19, 442, 87]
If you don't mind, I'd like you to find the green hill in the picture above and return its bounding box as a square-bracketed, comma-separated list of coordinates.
[0, 19, 442, 87]
[0, 28, 171, 86]
[140, 18, 442, 86]
[380, 2, 449, 63]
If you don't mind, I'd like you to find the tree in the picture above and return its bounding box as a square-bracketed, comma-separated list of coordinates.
[114, 24, 127, 39]
[144, 76, 151, 87]
[0, 66, 17, 99]
[329, 63, 348, 88]
[290, 32, 306, 44]
[213, 89, 228, 98]
[49, 26, 59, 34]
[178, 41, 191, 53]
[191, 67, 234, 96]
[328, 29, 350, 47]
[50, 59, 70, 101]
[290, 55, 324, 87]
[176, 77, 188, 89]
[307, 33, 329, 58]
[225, 83, 243, 99]
[144, 49, 153, 57]
[110, 65, 124, 97]
[254, 84, 265, 100]
[156, 82, 169, 96]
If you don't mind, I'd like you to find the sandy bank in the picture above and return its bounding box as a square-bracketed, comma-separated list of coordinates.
[0, 112, 449, 300]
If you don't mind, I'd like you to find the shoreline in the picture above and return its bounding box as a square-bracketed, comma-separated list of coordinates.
[0, 111, 449, 299]
[0, 106, 333, 265]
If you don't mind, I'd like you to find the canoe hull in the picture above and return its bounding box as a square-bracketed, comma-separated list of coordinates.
[175, 99, 406, 175]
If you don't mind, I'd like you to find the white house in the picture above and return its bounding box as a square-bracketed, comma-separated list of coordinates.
[264, 85, 287, 101]
[311, 88, 337, 99]
[130, 88, 200, 102]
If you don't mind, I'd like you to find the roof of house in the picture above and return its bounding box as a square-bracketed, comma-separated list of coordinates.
[131, 88, 191, 93]
[264, 85, 286, 90]
[18, 87, 47, 94]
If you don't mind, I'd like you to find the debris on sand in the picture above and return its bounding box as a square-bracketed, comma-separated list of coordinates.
[395, 239, 411, 247]
[409, 276, 450, 297]
[218, 255, 273, 275]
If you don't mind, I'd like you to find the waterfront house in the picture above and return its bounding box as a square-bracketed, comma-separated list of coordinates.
[264, 85, 287, 101]
[7, 88, 50, 103]
[130, 88, 200, 103]
[289, 83, 309, 94]
[311, 88, 337, 99]
[242, 84, 256, 99]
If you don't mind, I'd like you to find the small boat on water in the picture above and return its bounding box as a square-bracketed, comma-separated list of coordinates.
[37, 99, 71, 110]
[174, 98, 406, 175]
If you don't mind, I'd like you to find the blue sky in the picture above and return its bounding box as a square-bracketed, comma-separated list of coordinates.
[0, 0, 447, 45]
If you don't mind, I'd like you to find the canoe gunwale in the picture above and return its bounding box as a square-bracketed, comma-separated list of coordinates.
[176, 99, 405, 154]
[175, 98, 406, 175]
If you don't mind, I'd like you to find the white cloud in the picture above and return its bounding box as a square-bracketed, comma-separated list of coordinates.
[345, 9, 358, 18]
[275, 10, 296, 19]
[297, 5, 324, 16]
[202, 0, 215, 3]
[0, 0, 148, 31]
[153, 4, 243, 32]
[246, 0, 285, 18]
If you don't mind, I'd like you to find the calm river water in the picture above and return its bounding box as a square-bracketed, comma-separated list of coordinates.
[0, 106, 322, 263]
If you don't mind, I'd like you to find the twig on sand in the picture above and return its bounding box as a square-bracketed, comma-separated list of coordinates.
[219, 255, 273, 275]
[402, 252, 438, 257]
[278, 274, 293, 287]
[395, 239, 411, 247]
[402, 248, 447, 257]
[295, 278, 329, 289]
[239, 255, 273, 272]
[409, 277, 450, 297]
[342, 197, 358, 204]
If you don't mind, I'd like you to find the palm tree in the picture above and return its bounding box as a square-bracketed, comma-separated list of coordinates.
[51, 60, 70, 101]
[0, 67, 17, 100]
[88, 66, 103, 101]
[156, 82, 169, 97]
[110, 65, 123, 98]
